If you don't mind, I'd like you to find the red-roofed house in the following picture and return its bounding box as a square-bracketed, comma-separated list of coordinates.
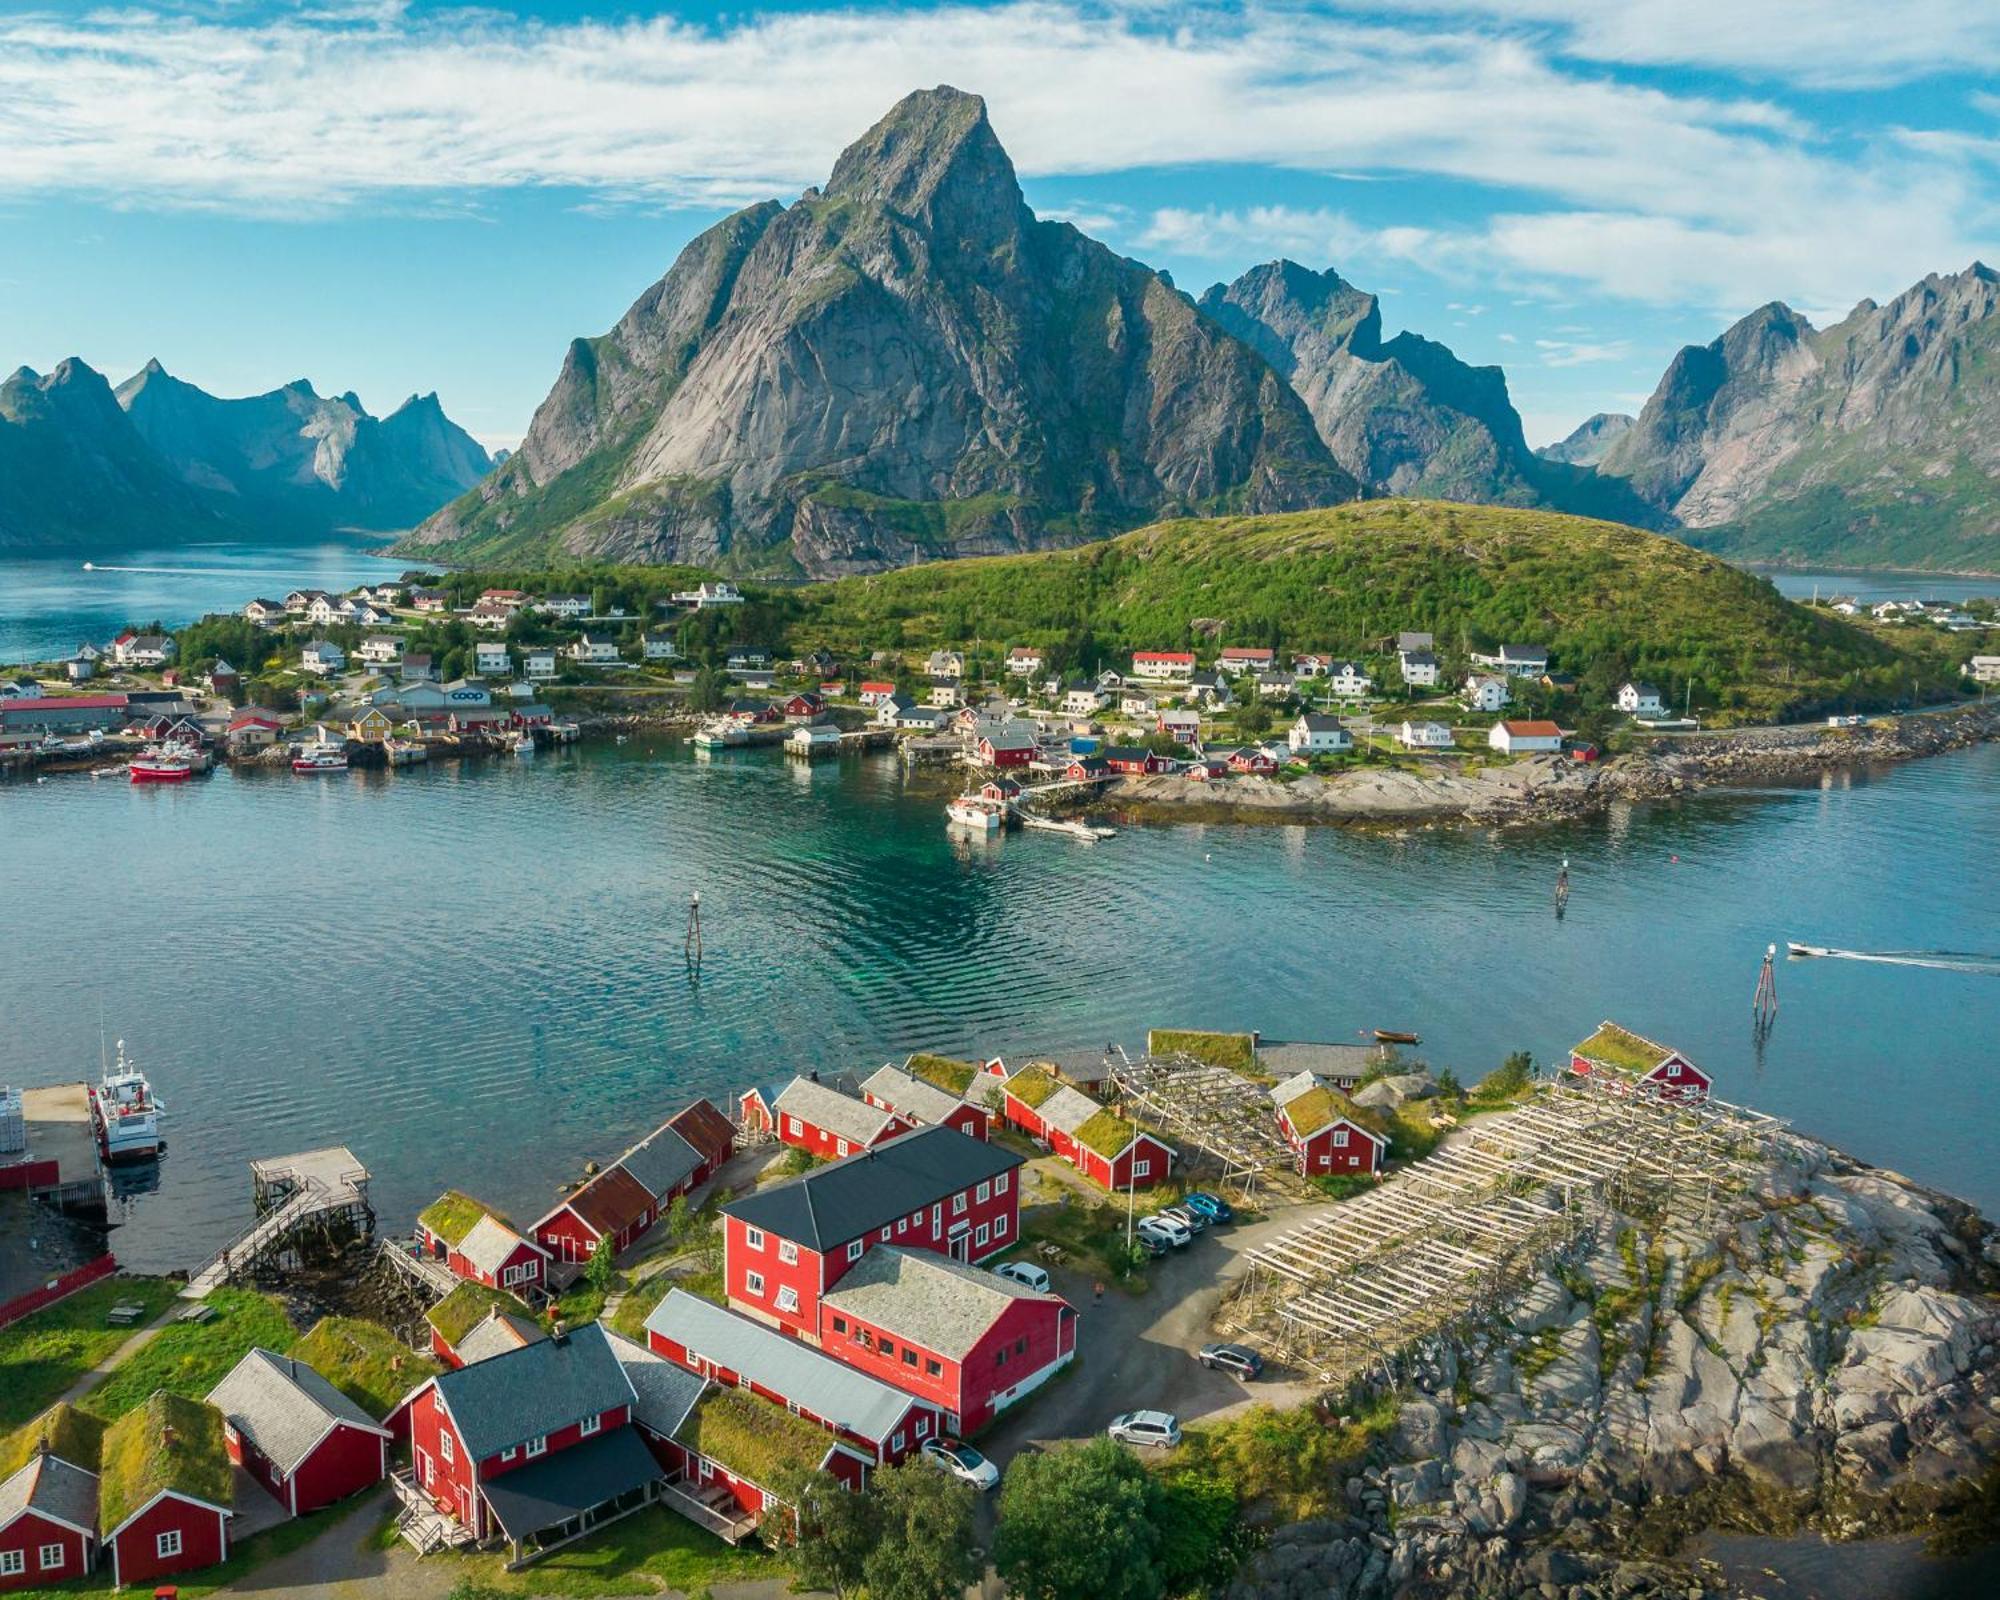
[1130, 651, 1196, 682]
[858, 681, 898, 707]
[1488, 719, 1563, 754]
[1218, 647, 1275, 673]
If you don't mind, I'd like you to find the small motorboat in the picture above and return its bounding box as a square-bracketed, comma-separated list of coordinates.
[292, 740, 349, 773]
[1786, 942, 1830, 959]
[1374, 1028, 1422, 1045]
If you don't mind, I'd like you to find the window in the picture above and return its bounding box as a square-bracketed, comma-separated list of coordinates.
[976, 1180, 991, 1202]
[776, 1286, 800, 1313]
[0, 1553, 22, 1578]
[787, 1116, 802, 1136]
[746, 1271, 766, 1297]
[994, 1214, 1009, 1239]
[931, 1203, 942, 1230]
[926, 1357, 943, 1377]
[1333, 1128, 1348, 1148]
[847, 1240, 864, 1263]
[778, 1239, 799, 1265]
[525, 1436, 548, 1459]
[975, 1223, 989, 1247]
[156, 1531, 183, 1560]
[500, 1446, 517, 1462]
[909, 1211, 922, 1228]
[896, 1217, 907, 1235]
[40, 1545, 64, 1572]
[439, 1430, 454, 1464]
[995, 1172, 1009, 1193]
[837, 1139, 850, 1156]
[1133, 1159, 1152, 1179]
[831, 1316, 848, 1335]
[952, 1192, 967, 1215]
[880, 1226, 891, 1242]
[745, 1226, 765, 1251]
[902, 1347, 918, 1368]
[915, 1416, 930, 1438]
[891, 1430, 906, 1453]
[880, 1339, 896, 1358]
[580, 1413, 600, 1437]
[995, 1347, 1007, 1368]
[1015, 1337, 1028, 1354]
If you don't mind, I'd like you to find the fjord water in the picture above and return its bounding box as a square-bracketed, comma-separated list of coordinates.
[1, 741, 1995, 1270]
[0, 540, 425, 664]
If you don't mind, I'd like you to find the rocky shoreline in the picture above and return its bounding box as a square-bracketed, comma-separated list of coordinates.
[1090, 703, 2000, 830]
[1231, 1137, 2000, 1600]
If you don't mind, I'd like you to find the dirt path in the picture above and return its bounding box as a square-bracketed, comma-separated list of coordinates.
[53, 1303, 177, 1407]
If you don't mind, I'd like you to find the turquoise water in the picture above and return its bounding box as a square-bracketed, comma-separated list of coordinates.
[0, 740, 1995, 1271]
[1762, 568, 1998, 604]
[0, 539, 431, 665]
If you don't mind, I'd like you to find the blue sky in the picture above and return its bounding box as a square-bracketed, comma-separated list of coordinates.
[4, 1, 1998, 450]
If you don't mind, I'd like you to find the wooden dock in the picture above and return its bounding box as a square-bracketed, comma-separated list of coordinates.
[182, 1146, 372, 1299]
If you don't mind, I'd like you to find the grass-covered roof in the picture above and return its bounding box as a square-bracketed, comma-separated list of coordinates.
[425, 1283, 534, 1349]
[904, 1052, 977, 1097]
[672, 1387, 832, 1492]
[1072, 1107, 1140, 1160]
[99, 1391, 231, 1531]
[1279, 1084, 1389, 1141]
[1005, 1067, 1061, 1110]
[0, 1402, 105, 1477]
[417, 1190, 498, 1246]
[1148, 1029, 1258, 1071]
[291, 1316, 440, 1419]
[1572, 1021, 1670, 1078]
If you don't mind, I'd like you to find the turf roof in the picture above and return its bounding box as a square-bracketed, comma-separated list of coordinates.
[291, 1316, 441, 1419]
[1572, 1022, 1670, 1078]
[672, 1387, 833, 1491]
[416, 1190, 497, 1247]
[0, 1403, 105, 1477]
[1005, 1067, 1062, 1109]
[905, 1053, 978, 1096]
[99, 1391, 231, 1532]
[426, 1283, 535, 1348]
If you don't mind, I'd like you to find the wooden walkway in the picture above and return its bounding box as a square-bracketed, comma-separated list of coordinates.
[183, 1147, 371, 1299]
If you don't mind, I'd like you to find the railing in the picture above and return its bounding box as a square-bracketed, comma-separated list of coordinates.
[658, 1479, 758, 1544]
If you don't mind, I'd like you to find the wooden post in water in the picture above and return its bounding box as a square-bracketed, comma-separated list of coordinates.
[1554, 857, 1570, 918]
[685, 891, 703, 975]
[1753, 942, 1779, 1040]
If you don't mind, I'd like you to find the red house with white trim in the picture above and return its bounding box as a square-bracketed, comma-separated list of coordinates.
[999, 1070, 1175, 1191]
[0, 1453, 97, 1592]
[720, 1126, 1023, 1341]
[1569, 1021, 1712, 1104]
[207, 1347, 390, 1517]
[415, 1193, 549, 1294]
[738, 1077, 910, 1161]
[859, 1062, 990, 1142]
[1269, 1073, 1388, 1175]
[1102, 746, 1171, 776]
[532, 1099, 730, 1267]
[100, 1394, 233, 1591]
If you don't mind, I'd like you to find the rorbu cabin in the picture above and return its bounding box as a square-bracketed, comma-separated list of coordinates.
[860, 1062, 990, 1141]
[1569, 1022, 1712, 1104]
[207, 1347, 390, 1516]
[738, 1077, 911, 1161]
[0, 1405, 103, 1592]
[415, 1192, 549, 1295]
[99, 1393, 234, 1590]
[424, 1283, 547, 1368]
[1269, 1073, 1389, 1176]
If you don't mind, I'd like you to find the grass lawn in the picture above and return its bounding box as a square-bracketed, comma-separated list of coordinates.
[78, 1287, 296, 1420]
[2, 1486, 379, 1599]
[607, 1272, 676, 1342]
[437, 1505, 779, 1599]
[0, 1277, 179, 1430]
[292, 1315, 440, 1417]
[1019, 1193, 1150, 1292]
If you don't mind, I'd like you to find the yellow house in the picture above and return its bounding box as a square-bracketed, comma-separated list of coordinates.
[345, 706, 393, 743]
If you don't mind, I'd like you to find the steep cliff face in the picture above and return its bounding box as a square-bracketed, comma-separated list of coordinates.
[117, 362, 491, 532]
[407, 87, 1355, 575]
[0, 360, 231, 553]
[1601, 264, 2000, 569]
[1196, 261, 1656, 527]
[1537, 412, 1633, 467]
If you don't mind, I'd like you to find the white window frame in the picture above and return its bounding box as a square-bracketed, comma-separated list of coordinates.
[976, 1180, 990, 1202]
[915, 1415, 929, 1438]
[0, 1552, 23, 1577]
[525, 1435, 548, 1459]
[847, 1240, 864, 1263]
[745, 1226, 765, 1251]
[439, 1430, 454, 1464]
[1333, 1128, 1348, 1147]
[952, 1192, 967, 1216]
[896, 1217, 907, 1235]
[776, 1285, 800, 1313]
[786, 1116, 802, 1137]
[500, 1446, 516, 1462]
[156, 1530, 183, 1559]
[975, 1223, 989, 1247]
[995, 1172, 1009, 1193]
[891, 1430, 906, 1453]
[746, 1271, 766, 1297]
[40, 1543, 64, 1572]
[778, 1239, 799, 1265]
[580, 1413, 601, 1437]
[931, 1203, 942, 1230]
[1133, 1160, 1152, 1179]
[994, 1213, 1009, 1239]
[837, 1138, 851, 1156]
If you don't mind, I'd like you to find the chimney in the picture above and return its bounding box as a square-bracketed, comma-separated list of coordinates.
[161, 1424, 178, 1450]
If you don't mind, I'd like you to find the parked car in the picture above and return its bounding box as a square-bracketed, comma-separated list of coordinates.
[1137, 1215, 1190, 1249]
[1158, 1203, 1208, 1234]
[1198, 1342, 1265, 1380]
[1182, 1191, 1234, 1224]
[1132, 1230, 1169, 1258]
[1108, 1410, 1182, 1448]
[993, 1261, 1052, 1293]
[922, 1437, 1001, 1491]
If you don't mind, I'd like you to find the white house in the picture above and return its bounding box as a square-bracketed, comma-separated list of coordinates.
[1397, 719, 1454, 750]
[1119, 690, 1158, 717]
[305, 594, 345, 626]
[641, 631, 679, 661]
[1399, 651, 1440, 688]
[1006, 647, 1044, 676]
[1185, 671, 1233, 709]
[411, 588, 450, 613]
[1473, 644, 1550, 678]
[357, 637, 402, 668]
[0, 676, 39, 700]
[1617, 681, 1666, 717]
[1965, 655, 2000, 684]
[1489, 718, 1564, 754]
[1218, 646, 1275, 675]
[670, 581, 743, 609]
[724, 649, 770, 674]
[1291, 653, 1330, 679]
[524, 647, 558, 681]
[243, 597, 288, 624]
[1288, 711, 1352, 755]
[1326, 661, 1374, 698]
[858, 680, 898, 708]
[1061, 685, 1108, 716]
[299, 640, 346, 677]
[285, 589, 330, 614]
[1463, 673, 1511, 713]
[110, 633, 176, 668]
[467, 601, 516, 631]
[1130, 651, 1196, 682]
[569, 632, 620, 665]
[539, 594, 593, 619]
[474, 641, 512, 677]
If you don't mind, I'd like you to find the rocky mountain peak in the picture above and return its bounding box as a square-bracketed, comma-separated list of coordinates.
[822, 85, 1026, 247]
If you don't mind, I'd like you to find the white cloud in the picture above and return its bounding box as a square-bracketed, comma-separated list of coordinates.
[1532, 336, 1631, 366]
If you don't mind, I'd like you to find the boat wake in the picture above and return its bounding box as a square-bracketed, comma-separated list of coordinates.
[1788, 944, 2000, 975]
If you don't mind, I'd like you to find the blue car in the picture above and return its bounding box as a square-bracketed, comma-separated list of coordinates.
[1182, 1191, 1234, 1224]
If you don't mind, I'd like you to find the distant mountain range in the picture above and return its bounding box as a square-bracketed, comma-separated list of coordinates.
[1537, 413, 1633, 468]
[0, 358, 490, 555]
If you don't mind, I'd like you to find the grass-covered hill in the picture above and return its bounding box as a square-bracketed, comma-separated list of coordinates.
[782, 501, 1945, 721]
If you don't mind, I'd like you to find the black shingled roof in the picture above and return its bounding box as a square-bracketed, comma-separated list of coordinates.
[430, 1323, 635, 1461]
[722, 1125, 1021, 1252]
[480, 1426, 662, 1542]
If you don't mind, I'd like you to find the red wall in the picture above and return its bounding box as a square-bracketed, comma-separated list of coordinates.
[826, 1295, 1073, 1433]
[535, 1206, 600, 1266]
[0, 1510, 90, 1592]
[409, 1388, 481, 1536]
[111, 1495, 227, 1588]
[770, 1108, 909, 1163]
[291, 1425, 388, 1515]
[0, 1256, 117, 1330]
[1292, 1119, 1381, 1175]
[445, 1237, 543, 1291]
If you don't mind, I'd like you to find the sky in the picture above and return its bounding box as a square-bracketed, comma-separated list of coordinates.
[3, 1, 1998, 452]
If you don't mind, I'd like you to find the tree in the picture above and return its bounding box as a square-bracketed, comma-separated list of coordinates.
[687, 668, 727, 712]
[1153, 1470, 1243, 1595]
[1434, 1067, 1463, 1100]
[663, 1193, 695, 1245]
[1480, 1050, 1534, 1099]
[995, 1439, 1164, 1600]
[584, 1234, 617, 1293]
[782, 1470, 878, 1597]
[860, 1460, 979, 1600]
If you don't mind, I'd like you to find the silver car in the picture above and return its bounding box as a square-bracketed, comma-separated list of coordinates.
[1107, 1409, 1182, 1448]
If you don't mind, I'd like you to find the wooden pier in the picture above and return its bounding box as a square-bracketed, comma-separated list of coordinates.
[182, 1146, 372, 1299]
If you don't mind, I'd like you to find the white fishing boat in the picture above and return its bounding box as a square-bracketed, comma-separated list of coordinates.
[946, 795, 1005, 832]
[509, 730, 537, 755]
[292, 740, 349, 773]
[90, 1040, 167, 1162]
[692, 722, 748, 750]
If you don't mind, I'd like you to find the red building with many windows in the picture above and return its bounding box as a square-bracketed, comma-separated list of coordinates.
[720, 1126, 1023, 1341]
[737, 1077, 910, 1161]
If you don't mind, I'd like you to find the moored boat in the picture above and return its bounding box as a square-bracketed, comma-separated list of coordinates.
[692, 722, 748, 750]
[292, 740, 349, 773]
[946, 796, 1005, 832]
[129, 742, 197, 783]
[90, 1040, 167, 1162]
[1374, 1028, 1422, 1045]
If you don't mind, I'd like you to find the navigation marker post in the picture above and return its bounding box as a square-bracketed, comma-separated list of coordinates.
[685, 891, 703, 976]
[1753, 942, 1779, 1040]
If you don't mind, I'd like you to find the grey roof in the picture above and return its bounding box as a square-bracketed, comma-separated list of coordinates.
[643, 1291, 916, 1441]
[1400, 651, 1438, 667]
[1026, 1049, 1119, 1086]
[1036, 1084, 1104, 1138]
[1258, 1041, 1389, 1081]
[1398, 631, 1434, 653]
[603, 1330, 706, 1439]
[1268, 1070, 1320, 1109]
[1296, 712, 1344, 732]
[1499, 644, 1547, 661]
[773, 1077, 901, 1146]
[481, 1426, 661, 1543]
[0, 1454, 99, 1535]
[723, 1125, 1021, 1253]
[456, 1312, 545, 1366]
[457, 1214, 542, 1280]
[859, 1063, 969, 1125]
[428, 1323, 636, 1461]
[822, 1246, 1062, 1360]
[612, 1120, 704, 1202]
[207, 1347, 386, 1473]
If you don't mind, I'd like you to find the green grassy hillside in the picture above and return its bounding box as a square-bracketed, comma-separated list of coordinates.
[783, 501, 1942, 720]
